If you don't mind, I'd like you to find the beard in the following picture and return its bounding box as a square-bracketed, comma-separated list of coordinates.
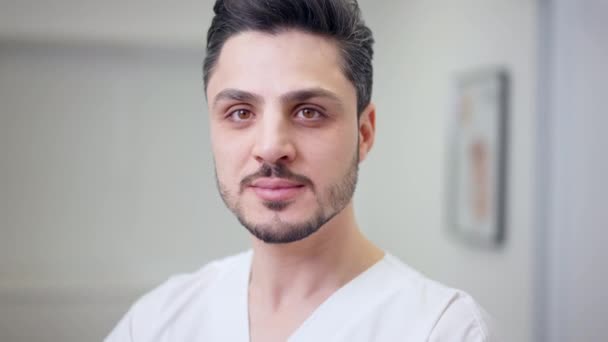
[216, 151, 359, 244]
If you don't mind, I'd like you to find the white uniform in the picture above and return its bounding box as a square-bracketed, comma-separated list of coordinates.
[106, 251, 491, 341]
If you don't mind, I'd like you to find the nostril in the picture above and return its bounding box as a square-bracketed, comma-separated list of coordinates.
[252, 137, 297, 165]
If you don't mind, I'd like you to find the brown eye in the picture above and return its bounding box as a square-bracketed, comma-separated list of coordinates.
[296, 108, 323, 120]
[229, 109, 254, 121]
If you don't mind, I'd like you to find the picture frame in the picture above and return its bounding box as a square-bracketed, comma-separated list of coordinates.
[447, 68, 509, 248]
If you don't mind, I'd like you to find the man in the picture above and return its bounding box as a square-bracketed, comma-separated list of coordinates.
[107, 0, 491, 341]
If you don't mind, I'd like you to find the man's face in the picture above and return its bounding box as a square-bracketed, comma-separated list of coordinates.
[206, 30, 370, 243]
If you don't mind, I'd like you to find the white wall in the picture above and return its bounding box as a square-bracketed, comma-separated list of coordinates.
[0, 1, 537, 341]
[357, 1, 536, 341]
[0, 0, 212, 47]
[0, 42, 249, 341]
[542, 1, 608, 341]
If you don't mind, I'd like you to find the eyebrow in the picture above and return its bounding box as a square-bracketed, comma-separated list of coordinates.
[280, 88, 343, 106]
[212, 87, 344, 110]
[213, 89, 264, 108]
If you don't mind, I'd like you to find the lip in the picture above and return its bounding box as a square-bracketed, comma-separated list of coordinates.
[249, 178, 305, 201]
[251, 178, 303, 189]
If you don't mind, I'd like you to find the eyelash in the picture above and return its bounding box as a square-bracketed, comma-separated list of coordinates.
[226, 108, 253, 122]
[294, 107, 325, 120]
[225, 107, 327, 122]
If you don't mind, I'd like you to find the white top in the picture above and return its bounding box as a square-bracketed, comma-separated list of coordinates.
[106, 251, 491, 341]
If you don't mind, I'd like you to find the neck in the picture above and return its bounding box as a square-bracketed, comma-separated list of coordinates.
[248, 202, 384, 310]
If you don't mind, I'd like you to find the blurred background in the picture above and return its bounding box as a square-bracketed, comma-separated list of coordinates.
[0, 0, 606, 341]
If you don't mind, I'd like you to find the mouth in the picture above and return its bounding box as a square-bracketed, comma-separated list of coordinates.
[249, 178, 306, 202]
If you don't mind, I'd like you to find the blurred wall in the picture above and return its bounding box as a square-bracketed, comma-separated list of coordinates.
[541, 1, 608, 341]
[356, 1, 536, 342]
[0, 42, 252, 341]
[0, 1, 537, 341]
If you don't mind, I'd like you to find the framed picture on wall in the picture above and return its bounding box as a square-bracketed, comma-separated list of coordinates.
[447, 68, 509, 248]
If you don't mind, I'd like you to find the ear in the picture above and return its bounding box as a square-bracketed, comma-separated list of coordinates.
[358, 102, 376, 163]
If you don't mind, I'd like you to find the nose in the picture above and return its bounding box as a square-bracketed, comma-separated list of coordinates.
[252, 112, 296, 165]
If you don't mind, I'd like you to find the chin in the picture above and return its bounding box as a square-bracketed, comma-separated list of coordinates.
[237, 207, 328, 244]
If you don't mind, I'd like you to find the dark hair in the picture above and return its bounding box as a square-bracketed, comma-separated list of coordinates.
[203, 0, 374, 115]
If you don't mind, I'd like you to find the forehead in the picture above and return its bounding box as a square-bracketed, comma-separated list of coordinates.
[206, 30, 356, 106]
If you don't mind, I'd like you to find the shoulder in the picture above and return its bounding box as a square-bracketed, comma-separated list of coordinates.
[427, 290, 492, 341]
[105, 251, 251, 342]
[135, 251, 248, 309]
[380, 254, 492, 341]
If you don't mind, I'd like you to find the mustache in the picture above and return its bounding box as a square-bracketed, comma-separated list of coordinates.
[240, 163, 314, 193]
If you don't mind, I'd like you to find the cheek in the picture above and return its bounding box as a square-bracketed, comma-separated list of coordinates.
[211, 129, 251, 182]
[299, 126, 358, 174]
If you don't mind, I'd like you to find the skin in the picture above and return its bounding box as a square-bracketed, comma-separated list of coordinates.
[206, 30, 384, 342]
